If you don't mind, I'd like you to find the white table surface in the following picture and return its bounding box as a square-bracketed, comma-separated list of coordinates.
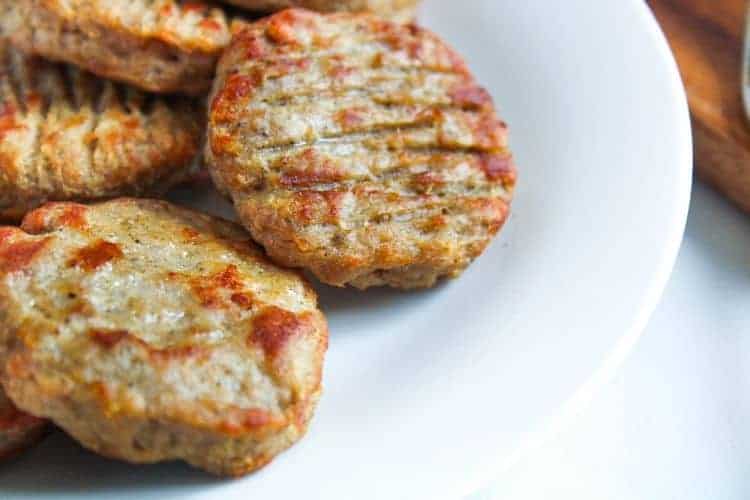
[474, 181, 750, 499]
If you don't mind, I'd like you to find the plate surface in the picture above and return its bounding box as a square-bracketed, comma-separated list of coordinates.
[1, 1, 691, 498]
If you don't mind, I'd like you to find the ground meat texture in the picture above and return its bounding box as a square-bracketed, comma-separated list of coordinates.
[0, 0, 236, 95]
[206, 9, 516, 289]
[0, 199, 328, 476]
[0, 42, 203, 220]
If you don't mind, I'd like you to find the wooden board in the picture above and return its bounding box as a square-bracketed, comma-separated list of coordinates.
[648, 0, 750, 213]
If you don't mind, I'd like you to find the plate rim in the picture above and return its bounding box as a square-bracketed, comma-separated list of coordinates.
[460, 1, 694, 496]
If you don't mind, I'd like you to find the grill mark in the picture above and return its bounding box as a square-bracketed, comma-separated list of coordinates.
[258, 148, 506, 197]
[239, 151, 508, 213]
[33, 65, 51, 120]
[83, 85, 106, 180]
[251, 111, 492, 150]
[250, 94, 483, 114]
[286, 180, 506, 206]
[226, 68, 473, 111]
[252, 97, 476, 119]
[83, 67, 103, 111]
[259, 141, 508, 163]
[240, 99, 501, 151]
[258, 144, 488, 165]
[212, 75, 459, 125]
[241, 39, 463, 79]
[255, 63, 465, 96]
[251, 121, 432, 152]
[286, 175, 505, 201]
[255, 88, 466, 110]
[44, 63, 72, 195]
[139, 91, 157, 115]
[88, 78, 106, 114]
[36, 59, 64, 111]
[251, 189, 506, 229]
[5, 47, 28, 114]
[1, 50, 17, 113]
[143, 111, 163, 189]
[254, 126, 502, 155]
[113, 81, 129, 110]
[39, 110, 61, 195]
[8, 108, 41, 203]
[119, 85, 141, 114]
[18, 53, 50, 198]
[59, 64, 77, 110]
[257, 84, 447, 106]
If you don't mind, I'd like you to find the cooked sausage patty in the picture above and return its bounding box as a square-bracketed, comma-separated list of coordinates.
[220, 0, 419, 22]
[0, 42, 202, 220]
[1, 0, 233, 95]
[0, 386, 47, 461]
[0, 199, 328, 476]
[206, 9, 516, 289]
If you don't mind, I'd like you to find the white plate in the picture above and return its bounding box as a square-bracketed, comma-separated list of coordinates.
[1, 1, 691, 499]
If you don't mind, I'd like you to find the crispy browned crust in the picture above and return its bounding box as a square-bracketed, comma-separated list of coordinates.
[0, 199, 328, 475]
[0, 43, 202, 220]
[206, 9, 516, 289]
[0, 386, 47, 461]
[220, 0, 419, 22]
[1, 0, 234, 95]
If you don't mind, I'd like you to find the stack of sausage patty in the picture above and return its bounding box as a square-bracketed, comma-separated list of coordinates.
[0, 0, 516, 475]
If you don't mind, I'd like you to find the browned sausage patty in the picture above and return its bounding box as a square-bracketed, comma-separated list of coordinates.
[0, 386, 47, 461]
[0, 42, 202, 220]
[0, 0, 233, 95]
[206, 9, 516, 289]
[0, 199, 328, 476]
[220, 0, 419, 22]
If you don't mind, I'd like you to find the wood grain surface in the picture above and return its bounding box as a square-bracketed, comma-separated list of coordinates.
[648, 0, 750, 213]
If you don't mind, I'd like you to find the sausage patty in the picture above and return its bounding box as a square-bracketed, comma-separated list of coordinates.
[0, 199, 328, 476]
[206, 9, 516, 289]
[1, 0, 234, 95]
[0, 42, 202, 220]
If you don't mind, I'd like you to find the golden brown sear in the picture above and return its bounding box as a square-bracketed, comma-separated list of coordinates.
[0, 199, 328, 476]
[206, 9, 516, 289]
[1, 0, 234, 95]
[0, 42, 202, 220]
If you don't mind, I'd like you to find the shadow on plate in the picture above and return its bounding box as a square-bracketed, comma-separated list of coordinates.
[167, 183, 237, 221]
[684, 182, 750, 277]
[313, 276, 448, 325]
[315, 280, 417, 313]
[0, 430, 221, 495]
